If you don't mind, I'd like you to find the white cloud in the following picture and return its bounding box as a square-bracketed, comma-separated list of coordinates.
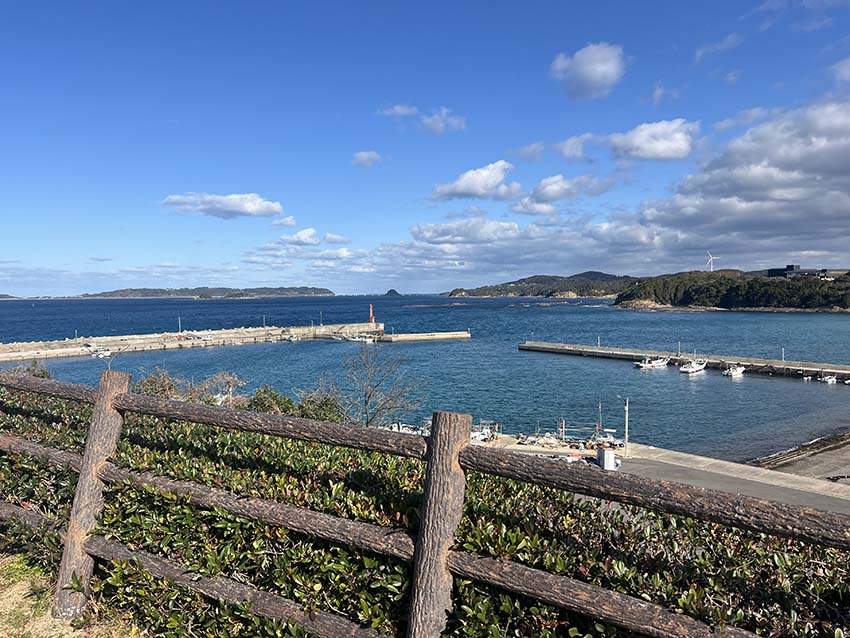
[725, 69, 742, 85]
[651, 81, 679, 105]
[639, 99, 850, 246]
[421, 107, 467, 134]
[555, 133, 594, 160]
[410, 218, 521, 244]
[323, 233, 351, 244]
[277, 228, 321, 246]
[237, 99, 850, 291]
[446, 205, 488, 219]
[714, 107, 780, 131]
[510, 198, 557, 215]
[379, 104, 418, 116]
[530, 174, 612, 201]
[550, 42, 627, 99]
[351, 150, 383, 167]
[608, 119, 700, 160]
[379, 103, 467, 135]
[431, 160, 522, 200]
[832, 57, 850, 83]
[514, 141, 545, 160]
[271, 215, 297, 227]
[694, 33, 743, 63]
[161, 192, 283, 219]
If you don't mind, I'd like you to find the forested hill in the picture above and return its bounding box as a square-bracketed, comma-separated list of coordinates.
[79, 286, 334, 299]
[447, 272, 638, 298]
[614, 271, 850, 310]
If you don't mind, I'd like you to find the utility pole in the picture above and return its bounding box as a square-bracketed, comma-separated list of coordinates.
[320, 311, 323, 326]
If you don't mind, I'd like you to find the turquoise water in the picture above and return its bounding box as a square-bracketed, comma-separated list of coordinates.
[2, 296, 849, 462]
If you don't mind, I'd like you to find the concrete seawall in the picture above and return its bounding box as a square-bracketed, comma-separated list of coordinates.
[0, 323, 384, 363]
[519, 340, 850, 382]
[377, 331, 471, 343]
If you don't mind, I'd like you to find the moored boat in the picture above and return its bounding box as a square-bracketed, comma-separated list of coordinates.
[722, 364, 746, 377]
[679, 359, 707, 374]
[635, 356, 670, 369]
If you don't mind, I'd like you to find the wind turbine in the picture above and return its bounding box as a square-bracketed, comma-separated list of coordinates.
[706, 250, 716, 272]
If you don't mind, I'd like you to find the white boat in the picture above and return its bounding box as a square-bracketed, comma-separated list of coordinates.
[90, 347, 111, 359]
[346, 334, 375, 343]
[282, 334, 300, 342]
[722, 364, 746, 377]
[679, 359, 707, 374]
[820, 375, 838, 384]
[635, 357, 669, 369]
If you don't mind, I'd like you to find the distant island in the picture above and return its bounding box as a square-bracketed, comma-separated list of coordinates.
[614, 270, 850, 311]
[446, 272, 638, 298]
[0, 294, 16, 300]
[384, 289, 401, 297]
[78, 286, 334, 299]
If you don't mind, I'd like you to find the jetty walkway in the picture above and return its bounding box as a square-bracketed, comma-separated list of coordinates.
[0, 323, 471, 364]
[519, 340, 850, 382]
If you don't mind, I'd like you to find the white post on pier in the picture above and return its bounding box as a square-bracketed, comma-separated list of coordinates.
[178, 316, 182, 333]
[597, 336, 601, 347]
[782, 347, 785, 362]
[624, 397, 630, 459]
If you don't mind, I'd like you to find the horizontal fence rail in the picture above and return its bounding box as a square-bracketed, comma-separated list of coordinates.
[2, 370, 845, 636]
[0, 432, 755, 638]
[0, 502, 388, 638]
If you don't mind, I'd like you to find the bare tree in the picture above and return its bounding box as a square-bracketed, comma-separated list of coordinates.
[340, 345, 420, 428]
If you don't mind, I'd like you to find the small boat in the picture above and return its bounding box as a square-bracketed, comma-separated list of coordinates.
[346, 334, 375, 343]
[802, 375, 812, 382]
[722, 364, 746, 377]
[635, 357, 669, 369]
[820, 375, 838, 384]
[90, 347, 111, 359]
[283, 334, 300, 342]
[679, 359, 707, 374]
[845, 379, 850, 385]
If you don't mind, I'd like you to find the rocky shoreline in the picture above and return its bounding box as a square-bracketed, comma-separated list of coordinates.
[616, 299, 850, 313]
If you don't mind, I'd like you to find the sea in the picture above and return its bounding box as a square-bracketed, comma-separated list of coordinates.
[2, 295, 849, 463]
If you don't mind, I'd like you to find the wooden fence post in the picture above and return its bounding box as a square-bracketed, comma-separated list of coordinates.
[52, 369, 131, 619]
[407, 411, 472, 638]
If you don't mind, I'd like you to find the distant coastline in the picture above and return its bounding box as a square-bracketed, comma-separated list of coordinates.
[1, 286, 335, 301]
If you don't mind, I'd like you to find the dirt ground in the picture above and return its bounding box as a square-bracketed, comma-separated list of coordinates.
[0, 555, 135, 638]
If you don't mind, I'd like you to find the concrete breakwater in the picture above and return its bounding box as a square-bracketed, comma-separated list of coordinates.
[0, 323, 384, 363]
[519, 340, 850, 382]
[377, 331, 471, 343]
[0, 324, 476, 363]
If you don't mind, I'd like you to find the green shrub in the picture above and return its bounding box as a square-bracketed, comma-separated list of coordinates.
[1, 378, 848, 637]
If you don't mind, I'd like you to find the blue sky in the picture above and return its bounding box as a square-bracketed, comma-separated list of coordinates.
[2, 1, 850, 295]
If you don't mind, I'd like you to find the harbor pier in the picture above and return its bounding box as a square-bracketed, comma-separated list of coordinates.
[0, 322, 474, 364]
[0, 323, 383, 363]
[519, 340, 850, 382]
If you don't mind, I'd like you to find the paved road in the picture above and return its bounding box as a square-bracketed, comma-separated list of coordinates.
[621, 456, 850, 515]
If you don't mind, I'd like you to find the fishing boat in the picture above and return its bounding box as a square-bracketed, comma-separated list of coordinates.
[722, 364, 746, 377]
[634, 356, 669, 369]
[679, 359, 707, 374]
[820, 375, 838, 384]
[346, 334, 375, 343]
[90, 347, 111, 359]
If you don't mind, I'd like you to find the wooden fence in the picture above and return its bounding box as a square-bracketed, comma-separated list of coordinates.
[1, 370, 849, 637]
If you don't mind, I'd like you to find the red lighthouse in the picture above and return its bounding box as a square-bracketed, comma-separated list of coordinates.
[369, 304, 375, 324]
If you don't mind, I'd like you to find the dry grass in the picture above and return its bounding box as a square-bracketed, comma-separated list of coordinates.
[0, 555, 136, 638]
